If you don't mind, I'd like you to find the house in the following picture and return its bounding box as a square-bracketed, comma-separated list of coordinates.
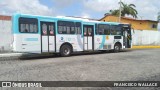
[100, 15, 158, 30]
[0, 15, 11, 21]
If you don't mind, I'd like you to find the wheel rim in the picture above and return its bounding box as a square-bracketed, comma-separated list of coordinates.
[63, 47, 70, 55]
[115, 45, 120, 51]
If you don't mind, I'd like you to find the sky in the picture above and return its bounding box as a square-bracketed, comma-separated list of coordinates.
[0, 0, 160, 21]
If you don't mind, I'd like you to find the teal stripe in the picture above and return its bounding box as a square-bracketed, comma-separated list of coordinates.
[99, 35, 106, 49]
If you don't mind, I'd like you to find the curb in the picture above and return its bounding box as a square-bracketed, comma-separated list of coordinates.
[0, 53, 23, 61]
[132, 46, 160, 49]
[1, 46, 160, 60]
[0, 53, 55, 61]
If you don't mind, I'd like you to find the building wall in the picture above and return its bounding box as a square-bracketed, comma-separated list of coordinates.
[121, 19, 148, 30]
[101, 15, 158, 30]
[102, 15, 119, 22]
[146, 21, 157, 30]
[132, 30, 160, 45]
[0, 20, 12, 53]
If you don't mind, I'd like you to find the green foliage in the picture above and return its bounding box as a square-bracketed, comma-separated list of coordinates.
[109, 2, 138, 18]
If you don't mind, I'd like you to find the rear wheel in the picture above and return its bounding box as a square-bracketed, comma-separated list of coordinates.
[60, 45, 72, 57]
[114, 44, 121, 53]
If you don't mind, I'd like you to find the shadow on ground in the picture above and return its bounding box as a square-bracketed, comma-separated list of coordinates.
[20, 49, 133, 60]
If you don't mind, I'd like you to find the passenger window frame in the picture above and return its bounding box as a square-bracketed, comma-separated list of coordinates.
[19, 17, 38, 33]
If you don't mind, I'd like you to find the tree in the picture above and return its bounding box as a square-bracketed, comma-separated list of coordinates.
[109, 2, 138, 18]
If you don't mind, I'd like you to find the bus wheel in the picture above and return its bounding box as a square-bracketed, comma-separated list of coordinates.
[60, 45, 72, 57]
[114, 44, 120, 53]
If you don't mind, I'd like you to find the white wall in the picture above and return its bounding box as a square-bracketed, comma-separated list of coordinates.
[158, 23, 160, 31]
[132, 30, 160, 45]
[0, 20, 12, 52]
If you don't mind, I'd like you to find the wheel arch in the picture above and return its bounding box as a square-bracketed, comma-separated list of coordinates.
[114, 42, 122, 48]
[60, 42, 73, 52]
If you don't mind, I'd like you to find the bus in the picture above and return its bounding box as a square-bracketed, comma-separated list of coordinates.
[12, 13, 132, 56]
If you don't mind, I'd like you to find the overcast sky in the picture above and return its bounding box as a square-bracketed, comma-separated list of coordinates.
[0, 0, 160, 21]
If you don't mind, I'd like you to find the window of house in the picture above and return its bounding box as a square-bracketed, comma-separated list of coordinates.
[151, 24, 157, 29]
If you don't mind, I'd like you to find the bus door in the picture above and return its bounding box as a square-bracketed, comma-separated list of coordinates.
[41, 21, 56, 53]
[83, 25, 94, 51]
[122, 25, 132, 48]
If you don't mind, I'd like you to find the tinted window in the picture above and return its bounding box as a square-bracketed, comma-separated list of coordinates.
[84, 27, 87, 36]
[58, 21, 81, 34]
[75, 22, 81, 34]
[49, 24, 54, 35]
[42, 23, 47, 35]
[110, 25, 122, 35]
[84, 26, 93, 36]
[19, 17, 38, 33]
[97, 24, 110, 35]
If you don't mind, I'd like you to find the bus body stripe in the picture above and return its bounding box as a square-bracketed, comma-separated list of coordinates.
[99, 35, 106, 49]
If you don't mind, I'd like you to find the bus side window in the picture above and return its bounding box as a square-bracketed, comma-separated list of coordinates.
[75, 22, 81, 34]
[110, 25, 116, 35]
[58, 21, 75, 35]
[49, 24, 54, 35]
[66, 26, 70, 34]
[88, 28, 92, 36]
[84, 27, 87, 36]
[58, 26, 63, 34]
[110, 25, 122, 35]
[19, 17, 38, 33]
[70, 26, 75, 34]
[20, 24, 25, 32]
[25, 29, 28, 33]
[42, 24, 47, 35]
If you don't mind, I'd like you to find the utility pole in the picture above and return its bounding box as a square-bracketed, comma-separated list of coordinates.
[158, 11, 160, 22]
[119, 0, 122, 23]
[158, 11, 160, 31]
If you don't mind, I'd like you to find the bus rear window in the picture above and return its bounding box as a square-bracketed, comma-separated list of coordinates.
[19, 17, 38, 33]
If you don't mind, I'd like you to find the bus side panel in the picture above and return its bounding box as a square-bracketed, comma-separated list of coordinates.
[13, 34, 41, 53]
[56, 35, 83, 53]
[13, 34, 22, 52]
[94, 35, 115, 50]
[104, 35, 115, 50]
[94, 35, 104, 50]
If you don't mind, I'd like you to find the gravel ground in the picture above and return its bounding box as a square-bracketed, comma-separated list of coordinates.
[0, 49, 160, 90]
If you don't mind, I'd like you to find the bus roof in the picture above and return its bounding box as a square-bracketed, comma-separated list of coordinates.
[13, 13, 122, 25]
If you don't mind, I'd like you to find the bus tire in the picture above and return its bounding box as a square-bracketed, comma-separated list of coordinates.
[114, 44, 121, 53]
[101, 50, 107, 53]
[60, 44, 72, 57]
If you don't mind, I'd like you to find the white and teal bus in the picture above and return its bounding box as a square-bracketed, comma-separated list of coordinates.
[12, 14, 132, 56]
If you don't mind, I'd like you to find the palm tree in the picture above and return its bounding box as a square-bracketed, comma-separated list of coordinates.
[109, 9, 119, 16]
[109, 2, 138, 18]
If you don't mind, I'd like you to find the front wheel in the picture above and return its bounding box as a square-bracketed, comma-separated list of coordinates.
[60, 45, 72, 57]
[114, 44, 121, 53]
